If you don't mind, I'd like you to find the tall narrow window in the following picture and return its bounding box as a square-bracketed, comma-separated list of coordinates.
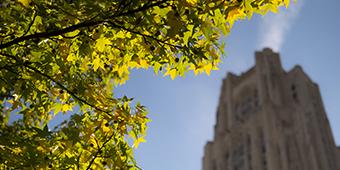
[212, 159, 217, 170]
[247, 135, 252, 170]
[254, 90, 259, 109]
[291, 84, 296, 90]
[291, 84, 299, 102]
[277, 146, 282, 169]
[260, 130, 267, 170]
[232, 143, 246, 170]
[225, 152, 229, 169]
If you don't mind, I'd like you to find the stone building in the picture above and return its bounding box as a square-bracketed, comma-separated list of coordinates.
[203, 48, 340, 170]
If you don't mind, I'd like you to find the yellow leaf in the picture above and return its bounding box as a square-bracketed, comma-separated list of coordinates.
[36, 84, 45, 92]
[67, 53, 77, 62]
[51, 64, 60, 73]
[101, 120, 111, 133]
[126, 32, 132, 38]
[164, 67, 177, 80]
[183, 31, 191, 45]
[116, 31, 131, 39]
[153, 6, 170, 17]
[227, 9, 246, 27]
[62, 104, 72, 112]
[208, 2, 215, 8]
[37, 146, 45, 152]
[245, 0, 254, 19]
[169, 69, 177, 80]
[189, 64, 198, 74]
[117, 65, 127, 77]
[183, 25, 194, 45]
[89, 136, 98, 149]
[93, 58, 104, 71]
[269, 4, 279, 13]
[51, 103, 63, 115]
[95, 37, 111, 52]
[9, 147, 22, 155]
[18, 0, 31, 7]
[65, 30, 80, 37]
[139, 59, 148, 69]
[214, 9, 223, 25]
[212, 64, 219, 71]
[284, 0, 290, 8]
[80, 59, 89, 72]
[204, 63, 212, 76]
[153, 62, 162, 75]
[186, 0, 198, 5]
[133, 136, 146, 148]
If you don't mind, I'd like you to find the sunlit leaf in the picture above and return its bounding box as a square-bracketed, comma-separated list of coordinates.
[95, 37, 111, 52]
[18, 0, 31, 7]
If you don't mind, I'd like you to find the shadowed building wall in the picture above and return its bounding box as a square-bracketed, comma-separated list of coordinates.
[203, 48, 340, 170]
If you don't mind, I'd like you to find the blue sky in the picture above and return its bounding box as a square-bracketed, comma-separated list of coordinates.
[115, 0, 340, 170]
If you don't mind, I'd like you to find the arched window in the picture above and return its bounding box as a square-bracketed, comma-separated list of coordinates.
[232, 143, 246, 170]
[235, 89, 260, 123]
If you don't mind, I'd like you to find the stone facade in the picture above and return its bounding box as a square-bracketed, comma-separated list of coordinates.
[338, 147, 340, 163]
[203, 48, 340, 170]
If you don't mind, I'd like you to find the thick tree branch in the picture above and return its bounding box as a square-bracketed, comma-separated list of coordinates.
[0, 0, 169, 50]
[0, 20, 103, 49]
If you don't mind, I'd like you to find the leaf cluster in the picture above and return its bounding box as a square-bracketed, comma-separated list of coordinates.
[0, 0, 289, 169]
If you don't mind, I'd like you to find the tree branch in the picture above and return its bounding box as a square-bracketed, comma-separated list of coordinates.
[105, 21, 183, 49]
[114, 0, 169, 17]
[23, 63, 112, 115]
[76, 151, 83, 170]
[0, 20, 103, 49]
[85, 133, 115, 170]
[22, 11, 37, 37]
[0, 52, 114, 116]
[0, 0, 169, 50]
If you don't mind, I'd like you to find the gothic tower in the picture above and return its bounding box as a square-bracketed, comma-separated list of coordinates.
[203, 48, 340, 170]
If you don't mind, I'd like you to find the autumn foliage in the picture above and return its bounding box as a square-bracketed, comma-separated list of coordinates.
[0, 0, 289, 169]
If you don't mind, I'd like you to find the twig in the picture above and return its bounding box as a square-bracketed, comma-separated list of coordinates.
[24, 63, 111, 114]
[85, 133, 115, 170]
[22, 11, 37, 37]
[105, 21, 183, 49]
[0, 52, 113, 115]
[114, 0, 169, 17]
